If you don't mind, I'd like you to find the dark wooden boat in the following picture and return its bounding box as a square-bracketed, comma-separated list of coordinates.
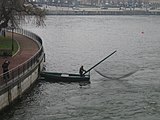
[40, 51, 117, 83]
[40, 71, 90, 82]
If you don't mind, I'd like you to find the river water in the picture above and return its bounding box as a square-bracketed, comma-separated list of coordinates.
[1, 15, 160, 120]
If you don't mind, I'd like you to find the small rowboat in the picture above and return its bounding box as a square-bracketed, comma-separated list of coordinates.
[40, 71, 90, 82]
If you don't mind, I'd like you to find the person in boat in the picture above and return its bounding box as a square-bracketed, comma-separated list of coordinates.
[79, 65, 86, 76]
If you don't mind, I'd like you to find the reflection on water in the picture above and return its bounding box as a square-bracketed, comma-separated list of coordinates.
[1, 15, 160, 120]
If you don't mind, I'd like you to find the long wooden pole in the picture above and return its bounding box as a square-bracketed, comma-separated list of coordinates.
[83, 50, 117, 75]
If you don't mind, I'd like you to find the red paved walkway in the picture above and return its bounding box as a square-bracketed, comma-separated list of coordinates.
[0, 32, 39, 74]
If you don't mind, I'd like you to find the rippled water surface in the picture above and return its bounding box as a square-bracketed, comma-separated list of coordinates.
[1, 15, 160, 120]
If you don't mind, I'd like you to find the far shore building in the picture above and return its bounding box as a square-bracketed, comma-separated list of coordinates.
[77, 0, 160, 5]
[34, 0, 160, 7]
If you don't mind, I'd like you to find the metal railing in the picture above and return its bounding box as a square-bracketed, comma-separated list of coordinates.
[0, 28, 44, 87]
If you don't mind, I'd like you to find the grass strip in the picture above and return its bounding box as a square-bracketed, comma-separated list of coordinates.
[0, 36, 18, 56]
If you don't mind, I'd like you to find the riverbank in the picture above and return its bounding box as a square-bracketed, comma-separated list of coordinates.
[45, 6, 160, 15]
[0, 29, 45, 112]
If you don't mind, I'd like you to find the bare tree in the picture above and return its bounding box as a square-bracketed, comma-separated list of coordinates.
[0, 0, 45, 30]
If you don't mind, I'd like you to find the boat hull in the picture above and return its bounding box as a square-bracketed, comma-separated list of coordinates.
[40, 72, 90, 82]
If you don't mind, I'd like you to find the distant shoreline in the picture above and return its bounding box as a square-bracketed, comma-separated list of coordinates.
[45, 8, 160, 15]
[46, 10, 160, 15]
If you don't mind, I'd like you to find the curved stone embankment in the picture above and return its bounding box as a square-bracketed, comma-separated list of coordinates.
[0, 29, 45, 112]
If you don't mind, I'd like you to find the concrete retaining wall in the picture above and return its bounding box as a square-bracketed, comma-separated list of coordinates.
[0, 92, 9, 111]
[0, 57, 44, 111]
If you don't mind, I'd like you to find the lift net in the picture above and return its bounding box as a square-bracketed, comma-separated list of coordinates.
[95, 61, 139, 80]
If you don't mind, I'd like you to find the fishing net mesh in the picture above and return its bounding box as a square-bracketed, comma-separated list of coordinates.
[95, 61, 139, 79]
